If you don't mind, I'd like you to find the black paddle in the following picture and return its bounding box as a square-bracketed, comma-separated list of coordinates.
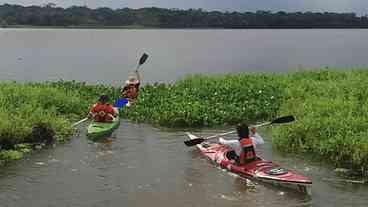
[184, 115, 295, 147]
[137, 53, 149, 70]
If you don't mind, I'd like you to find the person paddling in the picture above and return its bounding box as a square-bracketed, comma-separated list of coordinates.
[121, 69, 141, 105]
[219, 123, 264, 164]
[88, 95, 118, 122]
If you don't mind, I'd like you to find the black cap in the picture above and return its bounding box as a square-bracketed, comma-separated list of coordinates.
[236, 123, 249, 139]
[99, 95, 109, 103]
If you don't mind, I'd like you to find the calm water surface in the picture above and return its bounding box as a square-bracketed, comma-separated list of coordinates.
[0, 121, 367, 207]
[0, 29, 368, 84]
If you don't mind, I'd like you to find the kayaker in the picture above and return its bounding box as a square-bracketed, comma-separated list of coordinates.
[121, 69, 141, 105]
[88, 95, 118, 122]
[219, 123, 264, 164]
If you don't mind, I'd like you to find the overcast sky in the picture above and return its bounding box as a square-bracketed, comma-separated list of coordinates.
[0, 0, 367, 14]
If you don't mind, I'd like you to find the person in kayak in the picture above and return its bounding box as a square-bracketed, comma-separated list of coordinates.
[121, 69, 141, 105]
[88, 95, 118, 122]
[219, 123, 264, 164]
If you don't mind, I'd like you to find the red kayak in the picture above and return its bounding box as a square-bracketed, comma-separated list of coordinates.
[186, 132, 312, 195]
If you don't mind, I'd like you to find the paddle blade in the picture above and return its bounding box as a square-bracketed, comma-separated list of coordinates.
[271, 115, 295, 124]
[139, 53, 149, 65]
[114, 98, 129, 108]
[184, 138, 205, 147]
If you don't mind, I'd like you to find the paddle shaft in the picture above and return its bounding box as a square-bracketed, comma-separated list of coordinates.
[184, 115, 295, 147]
[130, 53, 148, 86]
[199, 123, 273, 141]
[72, 117, 89, 127]
[136, 62, 144, 71]
[135, 63, 142, 71]
[206, 130, 236, 140]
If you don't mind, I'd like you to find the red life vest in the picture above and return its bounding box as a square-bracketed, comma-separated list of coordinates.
[90, 103, 115, 122]
[239, 137, 256, 164]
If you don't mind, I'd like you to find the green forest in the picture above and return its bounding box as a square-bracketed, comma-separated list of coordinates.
[1, 3, 368, 28]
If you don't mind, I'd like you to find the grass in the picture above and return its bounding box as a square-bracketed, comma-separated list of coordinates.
[1, 69, 368, 175]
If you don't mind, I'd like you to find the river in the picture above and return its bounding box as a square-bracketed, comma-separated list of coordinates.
[0, 121, 367, 206]
[0, 28, 368, 84]
[1, 29, 368, 206]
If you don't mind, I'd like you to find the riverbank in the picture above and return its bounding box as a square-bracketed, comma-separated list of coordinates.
[1, 69, 368, 177]
[3, 25, 368, 29]
[0, 80, 120, 164]
[1, 25, 150, 29]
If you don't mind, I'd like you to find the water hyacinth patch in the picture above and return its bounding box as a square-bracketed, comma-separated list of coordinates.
[271, 69, 368, 173]
[124, 73, 284, 127]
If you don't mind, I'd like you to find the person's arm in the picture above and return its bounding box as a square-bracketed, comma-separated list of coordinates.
[250, 132, 264, 145]
[112, 107, 119, 116]
[250, 127, 264, 145]
[87, 112, 94, 118]
[88, 104, 98, 118]
[121, 85, 128, 97]
[219, 137, 240, 149]
[109, 105, 118, 116]
[135, 69, 141, 83]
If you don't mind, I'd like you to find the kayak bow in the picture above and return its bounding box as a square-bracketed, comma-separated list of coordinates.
[87, 110, 120, 140]
[186, 132, 312, 195]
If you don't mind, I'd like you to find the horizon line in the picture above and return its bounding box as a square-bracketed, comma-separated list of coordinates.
[0, 3, 366, 16]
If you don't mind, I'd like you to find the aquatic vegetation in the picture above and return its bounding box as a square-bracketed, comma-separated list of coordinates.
[2, 70, 368, 175]
[126, 69, 368, 174]
[124, 73, 284, 127]
[271, 69, 368, 173]
[0, 150, 23, 163]
[0, 80, 120, 163]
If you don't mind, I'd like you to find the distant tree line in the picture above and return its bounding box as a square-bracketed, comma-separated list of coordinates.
[1, 3, 368, 28]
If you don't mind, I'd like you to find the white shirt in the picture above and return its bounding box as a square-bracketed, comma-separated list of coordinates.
[219, 133, 264, 156]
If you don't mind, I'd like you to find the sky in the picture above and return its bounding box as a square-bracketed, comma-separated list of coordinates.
[0, 0, 367, 14]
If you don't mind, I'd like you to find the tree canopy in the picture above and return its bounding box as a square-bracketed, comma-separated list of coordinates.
[1, 4, 368, 28]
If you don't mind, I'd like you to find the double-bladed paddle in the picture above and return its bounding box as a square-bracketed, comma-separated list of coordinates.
[184, 115, 295, 147]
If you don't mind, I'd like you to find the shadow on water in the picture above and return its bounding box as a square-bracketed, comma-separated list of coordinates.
[0, 121, 367, 206]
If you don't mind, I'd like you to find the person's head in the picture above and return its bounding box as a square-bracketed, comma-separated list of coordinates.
[99, 95, 109, 103]
[236, 123, 249, 140]
[125, 76, 139, 85]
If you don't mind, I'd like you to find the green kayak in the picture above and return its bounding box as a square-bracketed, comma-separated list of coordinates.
[87, 115, 120, 140]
